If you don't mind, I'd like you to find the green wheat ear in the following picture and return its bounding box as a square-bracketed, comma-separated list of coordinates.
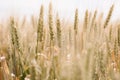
[104, 5, 114, 28]
[36, 4, 44, 54]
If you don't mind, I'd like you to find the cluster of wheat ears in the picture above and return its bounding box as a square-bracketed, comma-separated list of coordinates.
[0, 2, 120, 80]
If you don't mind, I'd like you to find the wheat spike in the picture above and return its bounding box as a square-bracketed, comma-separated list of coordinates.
[74, 9, 79, 35]
[118, 24, 120, 47]
[91, 10, 97, 28]
[74, 9, 79, 54]
[49, 2, 54, 43]
[83, 10, 88, 32]
[36, 5, 44, 54]
[109, 25, 112, 41]
[48, 2, 56, 80]
[10, 17, 23, 78]
[56, 13, 61, 48]
[104, 5, 114, 28]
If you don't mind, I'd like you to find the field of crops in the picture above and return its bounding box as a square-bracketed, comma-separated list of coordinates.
[0, 3, 120, 80]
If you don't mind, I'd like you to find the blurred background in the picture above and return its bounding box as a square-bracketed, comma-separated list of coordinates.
[0, 0, 120, 21]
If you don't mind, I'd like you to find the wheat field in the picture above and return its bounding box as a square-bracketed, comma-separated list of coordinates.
[0, 2, 120, 80]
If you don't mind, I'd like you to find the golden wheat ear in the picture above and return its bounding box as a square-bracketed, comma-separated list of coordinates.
[104, 5, 114, 28]
[56, 13, 61, 48]
[36, 4, 44, 54]
[83, 10, 88, 32]
[91, 10, 97, 28]
[74, 9, 79, 35]
[48, 2, 54, 45]
[118, 24, 120, 47]
[74, 9, 79, 54]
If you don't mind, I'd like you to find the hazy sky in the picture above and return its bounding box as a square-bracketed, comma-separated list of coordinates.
[0, 0, 120, 21]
